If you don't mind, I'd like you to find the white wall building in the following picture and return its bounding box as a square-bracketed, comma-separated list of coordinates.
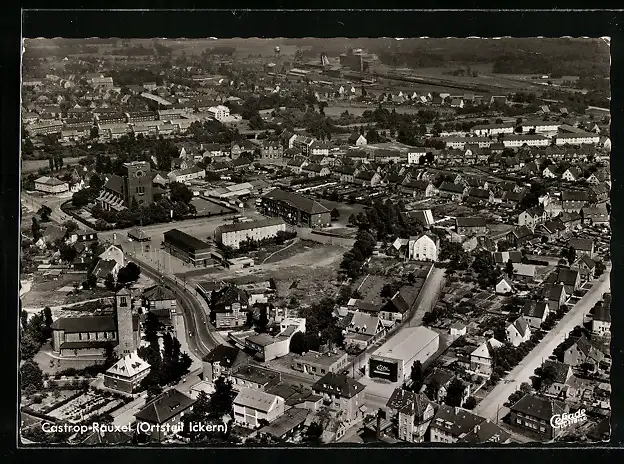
[214, 218, 287, 249]
[233, 388, 285, 428]
[407, 234, 439, 262]
[34, 176, 69, 195]
[207, 105, 231, 121]
[501, 134, 550, 148]
[555, 133, 600, 146]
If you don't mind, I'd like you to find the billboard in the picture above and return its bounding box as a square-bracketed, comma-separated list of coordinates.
[369, 358, 398, 382]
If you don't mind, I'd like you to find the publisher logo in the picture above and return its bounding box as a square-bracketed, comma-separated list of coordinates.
[550, 409, 587, 429]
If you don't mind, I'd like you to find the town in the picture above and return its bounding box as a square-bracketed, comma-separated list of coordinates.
[19, 37, 611, 446]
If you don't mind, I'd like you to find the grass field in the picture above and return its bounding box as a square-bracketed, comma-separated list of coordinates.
[22, 157, 84, 173]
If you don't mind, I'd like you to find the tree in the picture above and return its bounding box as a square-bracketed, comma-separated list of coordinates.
[20, 361, 44, 394]
[59, 244, 78, 263]
[86, 273, 98, 289]
[410, 360, 425, 392]
[117, 262, 141, 285]
[169, 182, 193, 204]
[256, 306, 269, 333]
[62, 220, 79, 236]
[289, 331, 306, 355]
[43, 306, 53, 328]
[37, 205, 52, 222]
[104, 273, 116, 291]
[303, 422, 324, 444]
[90, 126, 99, 139]
[562, 246, 576, 265]
[464, 396, 477, 410]
[506, 259, 514, 278]
[330, 208, 340, 220]
[20, 310, 29, 329]
[31, 217, 42, 240]
[208, 377, 237, 421]
[444, 378, 466, 407]
[595, 261, 606, 277]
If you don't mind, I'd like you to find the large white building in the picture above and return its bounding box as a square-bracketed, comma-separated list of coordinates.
[501, 134, 550, 148]
[367, 326, 439, 384]
[407, 233, 439, 262]
[470, 123, 515, 137]
[443, 137, 492, 149]
[233, 388, 285, 428]
[520, 120, 560, 134]
[214, 217, 287, 249]
[555, 132, 600, 146]
[34, 176, 69, 195]
[168, 166, 206, 183]
[207, 105, 231, 121]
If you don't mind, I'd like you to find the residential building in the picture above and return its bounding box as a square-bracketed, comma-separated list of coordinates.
[407, 233, 439, 262]
[233, 388, 285, 428]
[561, 190, 589, 213]
[206, 105, 230, 121]
[495, 276, 514, 295]
[209, 284, 249, 329]
[260, 189, 331, 228]
[134, 388, 196, 442]
[168, 166, 205, 183]
[34, 176, 69, 195]
[470, 123, 514, 136]
[230, 365, 281, 392]
[423, 369, 458, 403]
[509, 393, 567, 440]
[569, 237, 595, 259]
[591, 294, 611, 337]
[521, 301, 550, 329]
[141, 285, 177, 318]
[202, 345, 245, 383]
[555, 132, 600, 146]
[563, 335, 605, 367]
[571, 255, 597, 284]
[506, 316, 531, 347]
[512, 263, 536, 283]
[501, 134, 550, 148]
[582, 206, 609, 226]
[257, 407, 310, 442]
[562, 167, 581, 182]
[429, 405, 486, 443]
[518, 206, 547, 231]
[386, 389, 434, 443]
[214, 218, 287, 249]
[469, 338, 503, 377]
[312, 373, 366, 422]
[260, 141, 283, 159]
[456, 217, 488, 235]
[342, 311, 385, 350]
[103, 352, 151, 394]
[348, 133, 367, 146]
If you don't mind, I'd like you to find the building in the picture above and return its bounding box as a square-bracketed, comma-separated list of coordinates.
[260, 141, 283, 160]
[501, 134, 550, 148]
[209, 284, 249, 329]
[342, 311, 385, 350]
[470, 123, 514, 137]
[260, 189, 331, 228]
[163, 229, 213, 267]
[429, 405, 487, 443]
[569, 237, 595, 259]
[349, 133, 367, 146]
[312, 373, 366, 422]
[233, 388, 285, 428]
[564, 335, 605, 367]
[168, 166, 206, 183]
[506, 316, 531, 347]
[561, 190, 589, 213]
[134, 388, 196, 442]
[103, 352, 151, 394]
[456, 217, 488, 235]
[51, 289, 140, 357]
[591, 295, 611, 337]
[98, 161, 154, 211]
[555, 132, 600, 146]
[407, 233, 439, 262]
[509, 393, 567, 440]
[291, 350, 349, 377]
[214, 218, 287, 250]
[518, 206, 547, 231]
[423, 368, 460, 403]
[582, 206, 609, 226]
[386, 389, 435, 443]
[443, 137, 492, 150]
[206, 105, 230, 121]
[469, 338, 503, 377]
[512, 263, 536, 283]
[241, 318, 306, 362]
[368, 327, 439, 384]
[495, 276, 514, 295]
[202, 345, 246, 383]
[141, 285, 177, 318]
[520, 120, 560, 134]
[258, 407, 309, 442]
[571, 255, 597, 284]
[34, 176, 69, 195]
[521, 301, 550, 329]
[230, 365, 281, 392]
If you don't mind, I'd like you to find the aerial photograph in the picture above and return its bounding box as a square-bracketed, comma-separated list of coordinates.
[19, 37, 611, 446]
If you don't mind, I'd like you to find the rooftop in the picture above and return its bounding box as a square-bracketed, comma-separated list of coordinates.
[135, 388, 195, 424]
[372, 326, 439, 361]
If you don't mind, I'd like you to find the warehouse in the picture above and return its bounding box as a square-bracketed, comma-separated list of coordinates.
[367, 326, 440, 383]
[214, 217, 287, 249]
[163, 229, 213, 267]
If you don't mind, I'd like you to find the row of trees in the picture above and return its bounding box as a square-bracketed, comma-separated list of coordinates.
[20, 306, 53, 361]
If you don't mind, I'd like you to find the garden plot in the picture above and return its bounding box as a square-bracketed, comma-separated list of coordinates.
[47, 391, 124, 423]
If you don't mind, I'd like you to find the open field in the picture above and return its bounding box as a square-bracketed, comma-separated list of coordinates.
[21, 273, 89, 307]
[22, 157, 84, 173]
[262, 239, 320, 264]
[317, 199, 365, 226]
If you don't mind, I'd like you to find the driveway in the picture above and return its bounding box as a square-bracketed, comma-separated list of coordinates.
[474, 268, 611, 421]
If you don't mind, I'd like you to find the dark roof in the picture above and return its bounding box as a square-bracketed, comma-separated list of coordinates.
[312, 372, 365, 399]
[163, 229, 211, 252]
[559, 211, 582, 223]
[456, 217, 487, 228]
[503, 191, 524, 202]
[513, 226, 533, 240]
[561, 190, 589, 202]
[569, 237, 593, 251]
[92, 259, 118, 279]
[258, 407, 309, 439]
[142, 284, 176, 302]
[212, 284, 248, 311]
[202, 344, 241, 367]
[510, 393, 566, 422]
[135, 388, 195, 424]
[458, 420, 512, 444]
[51, 314, 139, 333]
[543, 360, 572, 384]
[554, 268, 579, 286]
[263, 189, 330, 215]
[432, 404, 485, 437]
[439, 182, 465, 194]
[104, 174, 124, 195]
[216, 217, 285, 235]
[542, 219, 566, 234]
[468, 188, 490, 199]
[386, 388, 431, 418]
[424, 368, 455, 388]
[522, 300, 549, 319]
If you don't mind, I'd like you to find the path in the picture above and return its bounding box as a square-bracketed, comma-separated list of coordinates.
[474, 269, 611, 421]
[261, 238, 300, 265]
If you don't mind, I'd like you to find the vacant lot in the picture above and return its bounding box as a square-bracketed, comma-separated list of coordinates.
[192, 197, 235, 216]
[21, 273, 88, 308]
[262, 239, 321, 264]
[354, 274, 392, 306]
[22, 157, 84, 173]
[317, 199, 365, 226]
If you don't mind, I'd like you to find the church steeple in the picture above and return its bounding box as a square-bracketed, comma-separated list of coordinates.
[115, 288, 135, 355]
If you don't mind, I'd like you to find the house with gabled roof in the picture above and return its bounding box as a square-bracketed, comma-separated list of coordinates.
[429, 404, 486, 443]
[386, 389, 435, 443]
[343, 311, 386, 350]
[591, 294, 611, 337]
[518, 206, 547, 231]
[521, 301, 550, 329]
[312, 372, 366, 422]
[134, 388, 196, 441]
[509, 393, 568, 439]
[564, 334, 606, 367]
[495, 276, 515, 295]
[506, 316, 531, 346]
[469, 338, 504, 377]
[571, 255, 597, 284]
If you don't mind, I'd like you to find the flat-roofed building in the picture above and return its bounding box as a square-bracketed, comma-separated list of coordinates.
[367, 326, 439, 384]
[163, 229, 213, 267]
[291, 350, 349, 377]
[233, 388, 285, 428]
[214, 218, 287, 249]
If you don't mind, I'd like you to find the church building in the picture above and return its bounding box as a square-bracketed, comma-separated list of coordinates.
[51, 288, 141, 357]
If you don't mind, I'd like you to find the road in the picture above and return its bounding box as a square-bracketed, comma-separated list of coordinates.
[126, 253, 221, 358]
[22, 191, 91, 230]
[474, 268, 611, 421]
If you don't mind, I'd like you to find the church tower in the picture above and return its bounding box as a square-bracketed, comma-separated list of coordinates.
[115, 288, 135, 356]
